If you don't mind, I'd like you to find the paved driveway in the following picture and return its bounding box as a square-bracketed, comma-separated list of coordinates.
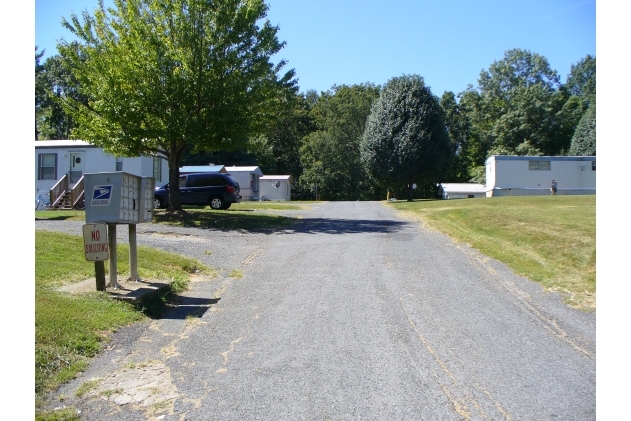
[40, 201, 595, 421]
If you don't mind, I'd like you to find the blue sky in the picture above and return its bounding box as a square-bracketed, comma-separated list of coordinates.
[35, 0, 596, 96]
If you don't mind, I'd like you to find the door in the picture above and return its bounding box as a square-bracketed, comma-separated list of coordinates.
[69, 152, 84, 183]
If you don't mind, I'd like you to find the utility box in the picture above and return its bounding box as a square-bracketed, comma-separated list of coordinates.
[84, 172, 155, 224]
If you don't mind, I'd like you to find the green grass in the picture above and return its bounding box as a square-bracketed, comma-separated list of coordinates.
[34, 202, 320, 230]
[152, 206, 296, 230]
[35, 210, 85, 221]
[231, 201, 320, 211]
[35, 230, 212, 409]
[389, 195, 596, 310]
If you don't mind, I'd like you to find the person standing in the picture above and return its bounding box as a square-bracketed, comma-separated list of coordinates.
[551, 179, 558, 196]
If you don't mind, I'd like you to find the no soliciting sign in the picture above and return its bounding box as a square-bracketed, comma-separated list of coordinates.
[83, 223, 109, 261]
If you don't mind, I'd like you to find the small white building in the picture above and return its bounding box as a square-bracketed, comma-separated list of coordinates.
[485, 155, 596, 197]
[224, 166, 264, 201]
[439, 183, 486, 199]
[35, 140, 168, 207]
[259, 175, 292, 201]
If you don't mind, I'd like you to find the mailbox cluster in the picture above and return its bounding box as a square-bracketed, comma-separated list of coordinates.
[84, 172, 155, 224]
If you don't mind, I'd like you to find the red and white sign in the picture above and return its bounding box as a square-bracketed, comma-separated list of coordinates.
[83, 223, 109, 261]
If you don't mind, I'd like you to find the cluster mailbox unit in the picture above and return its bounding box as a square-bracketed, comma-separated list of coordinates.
[84, 172, 155, 290]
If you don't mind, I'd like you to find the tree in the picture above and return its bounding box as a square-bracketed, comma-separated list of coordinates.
[248, 91, 316, 198]
[569, 100, 596, 156]
[299, 84, 381, 200]
[57, 0, 297, 213]
[36, 53, 86, 140]
[440, 91, 475, 182]
[565, 55, 596, 102]
[360, 75, 452, 201]
[35, 47, 46, 139]
[459, 49, 578, 181]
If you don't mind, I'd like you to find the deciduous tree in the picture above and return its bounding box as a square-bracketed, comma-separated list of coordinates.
[57, 0, 296, 212]
[300, 84, 381, 200]
[360, 75, 451, 201]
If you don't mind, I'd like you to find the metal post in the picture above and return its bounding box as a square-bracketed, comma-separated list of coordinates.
[108, 224, 121, 289]
[128, 224, 140, 282]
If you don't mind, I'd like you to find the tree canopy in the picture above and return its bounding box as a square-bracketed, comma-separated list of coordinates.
[569, 100, 596, 156]
[57, 0, 297, 212]
[360, 75, 451, 200]
[300, 84, 381, 200]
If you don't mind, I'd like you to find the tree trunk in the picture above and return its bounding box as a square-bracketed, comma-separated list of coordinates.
[407, 184, 414, 202]
[167, 145, 184, 212]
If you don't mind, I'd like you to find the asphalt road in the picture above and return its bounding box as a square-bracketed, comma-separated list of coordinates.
[40, 201, 595, 421]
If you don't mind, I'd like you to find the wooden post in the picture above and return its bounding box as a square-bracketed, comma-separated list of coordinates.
[95, 261, 106, 291]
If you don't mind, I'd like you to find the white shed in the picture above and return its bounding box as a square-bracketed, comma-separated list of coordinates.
[224, 166, 265, 201]
[439, 183, 486, 199]
[259, 175, 292, 201]
[485, 155, 596, 197]
[35, 140, 169, 208]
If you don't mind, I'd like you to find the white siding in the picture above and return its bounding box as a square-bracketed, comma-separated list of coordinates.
[485, 156, 596, 197]
[35, 141, 169, 200]
[260, 180, 291, 201]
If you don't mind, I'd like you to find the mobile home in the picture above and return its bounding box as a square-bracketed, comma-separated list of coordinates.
[485, 155, 596, 197]
[35, 140, 168, 208]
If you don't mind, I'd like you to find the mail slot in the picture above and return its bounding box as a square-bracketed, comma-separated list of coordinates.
[84, 172, 155, 224]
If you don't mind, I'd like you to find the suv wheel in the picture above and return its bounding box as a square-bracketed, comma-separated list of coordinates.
[209, 196, 225, 210]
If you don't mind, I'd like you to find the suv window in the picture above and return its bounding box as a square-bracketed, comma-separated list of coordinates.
[209, 175, 227, 186]
[189, 174, 213, 187]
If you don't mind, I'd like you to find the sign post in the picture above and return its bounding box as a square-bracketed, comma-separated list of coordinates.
[82, 223, 109, 291]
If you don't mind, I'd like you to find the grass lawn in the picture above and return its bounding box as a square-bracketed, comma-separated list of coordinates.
[35, 204, 304, 230]
[388, 195, 596, 310]
[35, 230, 213, 415]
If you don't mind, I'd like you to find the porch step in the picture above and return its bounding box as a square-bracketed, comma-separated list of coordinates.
[52, 191, 83, 210]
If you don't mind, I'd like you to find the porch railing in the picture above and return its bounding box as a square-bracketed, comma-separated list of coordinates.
[49, 175, 68, 208]
[70, 176, 85, 208]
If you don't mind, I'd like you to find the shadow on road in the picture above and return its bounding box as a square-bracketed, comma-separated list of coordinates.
[281, 217, 409, 235]
[160, 296, 220, 320]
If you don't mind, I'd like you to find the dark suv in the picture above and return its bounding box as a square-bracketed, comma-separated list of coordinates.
[154, 173, 241, 210]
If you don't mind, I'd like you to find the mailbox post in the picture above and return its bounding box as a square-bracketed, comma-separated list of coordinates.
[83, 172, 155, 290]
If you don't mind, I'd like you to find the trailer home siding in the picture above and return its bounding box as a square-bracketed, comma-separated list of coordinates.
[485, 155, 596, 197]
[35, 140, 168, 200]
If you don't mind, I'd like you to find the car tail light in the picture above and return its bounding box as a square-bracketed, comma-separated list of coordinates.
[226, 185, 235, 193]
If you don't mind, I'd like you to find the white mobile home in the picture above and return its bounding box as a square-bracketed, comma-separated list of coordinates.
[485, 155, 596, 197]
[35, 140, 169, 208]
[259, 175, 292, 201]
[439, 183, 486, 199]
[224, 166, 264, 201]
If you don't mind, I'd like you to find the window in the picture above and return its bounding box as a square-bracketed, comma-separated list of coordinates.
[116, 158, 123, 171]
[38, 153, 57, 180]
[592, 161, 596, 171]
[528, 160, 551, 170]
[153, 157, 162, 182]
[209, 175, 227, 186]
